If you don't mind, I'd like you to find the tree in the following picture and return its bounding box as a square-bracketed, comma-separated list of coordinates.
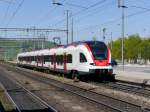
[111, 38, 122, 59]
[140, 38, 150, 61]
[124, 34, 142, 63]
[110, 34, 150, 63]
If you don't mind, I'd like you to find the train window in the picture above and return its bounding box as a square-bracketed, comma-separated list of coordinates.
[51, 55, 54, 65]
[56, 55, 59, 65]
[18, 57, 20, 61]
[37, 56, 41, 62]
[87, 41, 107, 60]
[33, 56, 36, 61]
[29, 56, 31, 62]
[31, 56, 34, 61]
[59, 55, 61, 65]
[67, 54, 72, 63]
[30, 57, 32, 61]
[26, 57, 27, 61]
[49, 55, 52, 62]
[44, 55, 51, 62]
[56, 55, 62, 65]
[35, 56, 37, 61]
[18, 57, 21, 61]
[44, 56, 46, 62]
[60, 55, 63, 65]
[80, 53, 87, 63]
[24, 57, 26, 61]
[22, 57, 24, 61]
[27, 57, 29, 62]
[21, 57, 23, 61]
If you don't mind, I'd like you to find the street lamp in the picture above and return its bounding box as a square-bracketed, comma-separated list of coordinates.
[118, 0, 127, 71]
[52, 0, 63, 5]
[102, 28, 106, 42]
[52, 1, 71, 45]
[53, 2, 63, 6]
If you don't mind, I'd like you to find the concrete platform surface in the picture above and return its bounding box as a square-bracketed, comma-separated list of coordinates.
[6, 61, 150, 86]
[114, 69, 150, 85]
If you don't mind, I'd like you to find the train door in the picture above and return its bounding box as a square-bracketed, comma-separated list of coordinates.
[41, 55, 44, 67]
[73, 49, 79, 69]
[29, 56, 31, 64]
[78, 52, 89, 72]
[36, 56, 38, 67]
[53, 54, 56, 70]
[64, 53, 67, 73]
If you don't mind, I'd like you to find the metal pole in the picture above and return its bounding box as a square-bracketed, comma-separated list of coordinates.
[71, 17, 73, 43]
[41, 35, 44, 49]
[33, 26, 36, 50]
[111, 32, 113, 51]
[102, 28, 106, 42]
[66, 10, 69, 45]
[121, 1, 125, 71]
[118, 0, 126, 71]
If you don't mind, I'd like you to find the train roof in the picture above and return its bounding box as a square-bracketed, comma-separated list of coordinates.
[63, 41, 105, 47]
[17, 41, 106, 57]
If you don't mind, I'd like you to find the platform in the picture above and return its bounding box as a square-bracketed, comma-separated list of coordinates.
[6, 61, 150, 86]
[114, 69, 150, 85]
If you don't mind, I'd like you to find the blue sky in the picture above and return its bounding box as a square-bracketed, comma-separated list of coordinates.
[0, 0, 150, 44]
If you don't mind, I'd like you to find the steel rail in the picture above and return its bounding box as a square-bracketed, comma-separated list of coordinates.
[14, 68, 123, 111]
[14, 80, 58, 112]
[0, 82, 21, 112]
[94, 80, 150, 98]
[2, 63, 150, 112]
[3, 74, 58, 112]
[14, 67, 147, 112]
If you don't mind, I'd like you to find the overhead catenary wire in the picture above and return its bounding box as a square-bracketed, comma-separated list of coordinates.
[1, 0, 149, 40]
[51, 0, 107, 27]
[5, 0, 24, 27]
[0, 0, 13, 26]
[75, 8, 150, 33]
[0, 0, 14, 4]
[65, 3, 88, 9]
[35, 0, 66, 26]
[72, 0, 106, 17]
[73, 0, 115, 24]
[130, 5, 150, 11]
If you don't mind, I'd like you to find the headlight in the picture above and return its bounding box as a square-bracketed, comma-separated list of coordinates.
[90, 63, 95, 66]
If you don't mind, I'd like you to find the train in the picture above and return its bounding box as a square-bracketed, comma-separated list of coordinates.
[17, 41, 114, 80]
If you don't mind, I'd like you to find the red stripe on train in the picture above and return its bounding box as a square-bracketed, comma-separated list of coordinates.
[83, 43, 95, 62]
[84, 43, 110, 66]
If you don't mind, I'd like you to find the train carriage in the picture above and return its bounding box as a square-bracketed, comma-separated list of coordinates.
[17, 41, 114, 80]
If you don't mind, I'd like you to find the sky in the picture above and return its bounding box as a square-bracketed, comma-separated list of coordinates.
[0, 0, 150, 44]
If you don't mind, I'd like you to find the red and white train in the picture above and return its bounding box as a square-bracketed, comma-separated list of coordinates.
[17, 41, 114, 80]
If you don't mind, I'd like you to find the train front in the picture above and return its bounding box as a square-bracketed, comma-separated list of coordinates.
[85, 41, 114, 80]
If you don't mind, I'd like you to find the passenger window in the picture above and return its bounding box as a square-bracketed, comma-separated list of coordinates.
[80, 53, 87, 63]
[60, 55, 63, 65]
[51, 55, 54, 65]
[56, 55, 60, 65]
[67, 54, 72, 63]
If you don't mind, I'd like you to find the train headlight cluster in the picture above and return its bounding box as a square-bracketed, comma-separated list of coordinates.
[90, 63, 95, 66]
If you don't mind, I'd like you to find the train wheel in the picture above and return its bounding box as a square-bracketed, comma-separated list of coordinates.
[72, 71, 79, 82]
[110, 75, 116, 82]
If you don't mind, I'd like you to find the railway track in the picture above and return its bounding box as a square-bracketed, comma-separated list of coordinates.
[91, 80, 150, 98]
[7, 66, 150, 112]
[0, 70, 57, 112]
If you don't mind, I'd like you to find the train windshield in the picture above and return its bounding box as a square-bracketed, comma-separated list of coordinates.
[87, 41, 108, 60]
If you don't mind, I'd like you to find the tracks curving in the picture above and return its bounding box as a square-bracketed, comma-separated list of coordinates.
[10, 66, 149, 112]
[92, 80, 150, 98]
[0, 68, 58, 112]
